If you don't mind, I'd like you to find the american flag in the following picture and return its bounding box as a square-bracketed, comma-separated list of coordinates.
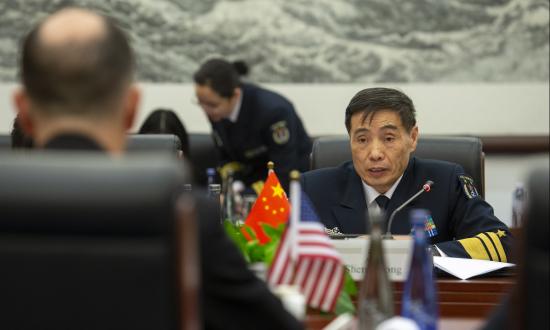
[267, 179, 344, 312]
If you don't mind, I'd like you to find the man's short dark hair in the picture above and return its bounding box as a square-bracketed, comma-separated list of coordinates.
[20, 12, 134, 115]
[345, 87, 417, 133]
[193, 58, 241, 98]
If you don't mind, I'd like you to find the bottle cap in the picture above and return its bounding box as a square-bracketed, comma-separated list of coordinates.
[267, 161, 274, 170]
[377, 316, 420, 330]
[232, 180, 245, 193]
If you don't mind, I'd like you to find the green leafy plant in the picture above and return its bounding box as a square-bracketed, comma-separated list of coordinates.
[334, 271, 357, 315]
[224, 220, 357, 315]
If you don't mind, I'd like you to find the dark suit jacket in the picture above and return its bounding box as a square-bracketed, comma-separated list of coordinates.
[44, 133, 303, 330]
[211, 83, 311, 190]
[301, 157, 512, 261]
[44, 134, 104, 150]
[196, 197, 303, 330]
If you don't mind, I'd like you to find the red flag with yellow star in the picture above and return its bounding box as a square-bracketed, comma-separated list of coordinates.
[242, 170, 290, 244]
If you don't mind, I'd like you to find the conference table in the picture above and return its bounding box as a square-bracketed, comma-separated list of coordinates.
[305, 275, 515, 329]
[306, 316, 484, 330]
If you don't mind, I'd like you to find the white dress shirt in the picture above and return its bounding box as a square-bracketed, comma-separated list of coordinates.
[227, 92, 243, 123]
[362, 175, 404, 213]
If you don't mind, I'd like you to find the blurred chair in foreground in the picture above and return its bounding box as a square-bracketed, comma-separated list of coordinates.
[127, 133, 183, 156]
[0, 154, 199, 330]
[0, 134, 11, 150]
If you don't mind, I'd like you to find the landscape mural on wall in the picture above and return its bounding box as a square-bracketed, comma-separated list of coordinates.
[0, 0, 548, 83]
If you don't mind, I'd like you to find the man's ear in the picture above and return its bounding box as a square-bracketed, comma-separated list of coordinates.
[13, 88, 34, 136]
[409, 125, 419, 152]
[123, 84, 140, 131]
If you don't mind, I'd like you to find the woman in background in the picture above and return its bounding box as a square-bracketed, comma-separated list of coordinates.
[193, 58, 312, 193]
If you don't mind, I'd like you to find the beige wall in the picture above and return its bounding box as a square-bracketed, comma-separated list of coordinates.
[3, 82, 547, 135]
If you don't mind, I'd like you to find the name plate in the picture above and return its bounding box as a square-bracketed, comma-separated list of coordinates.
[332, 236, 413, 281]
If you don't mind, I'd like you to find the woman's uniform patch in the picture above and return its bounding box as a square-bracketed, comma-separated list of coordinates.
[271, 121, 290, 145]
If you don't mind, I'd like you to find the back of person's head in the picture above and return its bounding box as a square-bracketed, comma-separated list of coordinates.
[139, 109, 190, 158]
[20, 7, 134, 116]
[193, 58, 248, 98]
[345, 87, 417, 133]
[14, 7, 139, 152]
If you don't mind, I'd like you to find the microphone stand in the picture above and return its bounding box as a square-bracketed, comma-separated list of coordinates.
[383, 180, 434, 239]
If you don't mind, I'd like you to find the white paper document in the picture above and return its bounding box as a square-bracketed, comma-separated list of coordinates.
[433, 256, 515, 280]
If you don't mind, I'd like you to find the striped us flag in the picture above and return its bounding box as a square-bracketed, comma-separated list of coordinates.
[267, 180, 344, 312]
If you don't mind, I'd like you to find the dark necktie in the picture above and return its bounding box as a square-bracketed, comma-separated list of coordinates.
[375, 195, 390, 211]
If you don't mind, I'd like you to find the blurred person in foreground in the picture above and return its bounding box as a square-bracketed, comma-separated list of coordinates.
[193, 58, 312, 193]
[301, 87, 512, 260]
[13, 7, 302, 330]
[483, 166, 548, 330]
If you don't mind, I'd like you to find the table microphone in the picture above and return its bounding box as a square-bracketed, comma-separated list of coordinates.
[383, 180, 434, 239]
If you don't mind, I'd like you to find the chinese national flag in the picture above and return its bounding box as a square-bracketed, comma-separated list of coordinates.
[242, 170, 290, 244]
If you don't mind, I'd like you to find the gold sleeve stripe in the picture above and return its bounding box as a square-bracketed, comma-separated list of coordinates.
[458, 237, 491, 260]
[486, 232, 507, 263]
[476, 233, 499, 261]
